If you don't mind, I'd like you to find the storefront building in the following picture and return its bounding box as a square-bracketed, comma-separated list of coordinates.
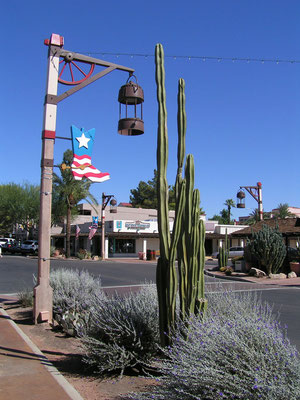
[50, 204, 248, 258]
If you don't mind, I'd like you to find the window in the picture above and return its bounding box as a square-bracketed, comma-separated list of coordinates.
[113, 239, 135, 254]
[78, 209, 91, 215]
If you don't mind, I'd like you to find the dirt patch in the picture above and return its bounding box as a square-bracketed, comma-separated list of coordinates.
[2, 300, 155, 400]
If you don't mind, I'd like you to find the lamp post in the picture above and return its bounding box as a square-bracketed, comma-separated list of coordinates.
[101, 193, 117, 260]
[34, 33, 144, 324]
[237, 182, 263, 221]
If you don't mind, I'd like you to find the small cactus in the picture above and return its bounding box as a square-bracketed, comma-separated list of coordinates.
[218, 229, 229, 269]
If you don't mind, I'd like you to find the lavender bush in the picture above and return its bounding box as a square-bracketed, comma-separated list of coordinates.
[126, 290, 300, 400]
[50, 268, 106, 335]
[80, 284, 159, 376]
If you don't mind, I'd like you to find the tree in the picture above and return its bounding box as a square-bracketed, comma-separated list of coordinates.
[245, 209, 271, 226]
[130, 169, 205, 214]
[52, 150, 98, 258]
[210, 209, 230, 224]
[224, 199, 236, 224]
[130, 169, 176, 210]
[273, 203, 296, 219]
[0, 183, 40, 237]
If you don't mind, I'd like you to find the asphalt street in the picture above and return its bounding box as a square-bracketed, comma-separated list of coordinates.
[1, 255, 300, 349]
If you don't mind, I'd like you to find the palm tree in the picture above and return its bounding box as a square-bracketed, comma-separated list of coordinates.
[246, 209, 271, 225]
[273, 203, 296, 219]
[224, 199, 236, 224]
[52, 150, 98, 258]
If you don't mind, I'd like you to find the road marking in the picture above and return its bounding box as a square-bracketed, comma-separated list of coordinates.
[102, 283, 155, 289]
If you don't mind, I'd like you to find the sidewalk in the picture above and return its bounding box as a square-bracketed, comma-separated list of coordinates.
[0, 297, 83, 400]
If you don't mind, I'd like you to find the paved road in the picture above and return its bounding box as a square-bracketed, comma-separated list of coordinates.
[1, 255, 299, 349]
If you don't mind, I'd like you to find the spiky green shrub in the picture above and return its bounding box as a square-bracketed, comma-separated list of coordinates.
[50, 268, 106, 335]
[126, 290, 300, 400]
[80, 284, 159, 376]
[247, 224, 287, 275]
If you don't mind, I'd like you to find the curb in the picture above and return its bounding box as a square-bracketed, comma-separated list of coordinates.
[204, 269, 258, 283]
[0, 306, 84, 400]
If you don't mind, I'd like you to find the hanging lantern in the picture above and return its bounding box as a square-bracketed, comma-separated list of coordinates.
[110, 198, 117, 213]
[118, 75, 144, 136]
[237, 190, 246, 208]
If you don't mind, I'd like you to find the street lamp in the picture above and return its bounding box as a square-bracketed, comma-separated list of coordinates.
[34, 33, 144, 324]
[237, 182, 263, 221]
[101, 193, 117, 260]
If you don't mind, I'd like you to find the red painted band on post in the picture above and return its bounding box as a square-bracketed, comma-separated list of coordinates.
[42, 130, 56, 139]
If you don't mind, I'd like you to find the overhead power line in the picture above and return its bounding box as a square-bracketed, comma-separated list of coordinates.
[81, 51, 300, 65]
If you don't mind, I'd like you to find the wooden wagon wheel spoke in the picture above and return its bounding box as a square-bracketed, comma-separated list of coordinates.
[58, 59, 95, 85]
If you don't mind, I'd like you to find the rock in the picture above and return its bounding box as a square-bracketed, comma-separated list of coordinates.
[269, 273, 287, 280]
[249, 268, 267, 278]
[92, 255, 99, 261]
[288, 271, 297, 279]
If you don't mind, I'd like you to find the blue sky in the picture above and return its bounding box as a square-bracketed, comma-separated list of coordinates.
[1, 0, 300, 220]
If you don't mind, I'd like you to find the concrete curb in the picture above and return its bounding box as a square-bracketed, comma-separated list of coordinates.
[0, 306, 84, 400]
[204, 269, 254, 283]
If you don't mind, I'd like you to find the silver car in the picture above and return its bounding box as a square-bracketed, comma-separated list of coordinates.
[21, 240, 38, 255]
[212, 246, 244, 259]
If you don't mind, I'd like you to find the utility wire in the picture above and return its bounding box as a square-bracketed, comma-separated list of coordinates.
[81, 51, 300, 64]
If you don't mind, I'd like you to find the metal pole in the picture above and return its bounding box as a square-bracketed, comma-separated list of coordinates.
[257, 182, 263, 221]
[34, 33, 135, 323]
[34, 35, 63, 323]
[101, 193, 106, 260]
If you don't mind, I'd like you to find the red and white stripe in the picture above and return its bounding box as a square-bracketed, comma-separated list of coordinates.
[71, 154, 110, 183]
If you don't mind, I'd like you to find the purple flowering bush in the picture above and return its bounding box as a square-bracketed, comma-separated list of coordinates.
[126, 291, 300, 399]
[80, 284, 159, 376]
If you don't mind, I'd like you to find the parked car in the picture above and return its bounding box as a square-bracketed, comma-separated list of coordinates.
[7, 241, 22, 254]
[0, 238, 16, 253]
[21, 240, 38, 255]
[212, 246, 244, 259]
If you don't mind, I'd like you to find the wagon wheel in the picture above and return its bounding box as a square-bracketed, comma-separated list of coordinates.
[58, 56, 95, 85]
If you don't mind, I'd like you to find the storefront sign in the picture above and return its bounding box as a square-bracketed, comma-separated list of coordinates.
[125, 221, 150, 230]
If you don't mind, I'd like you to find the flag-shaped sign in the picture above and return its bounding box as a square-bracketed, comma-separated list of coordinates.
[88, 216, 99, 240]
[75, 224, 80, 240]
[71, 125, 110, 183]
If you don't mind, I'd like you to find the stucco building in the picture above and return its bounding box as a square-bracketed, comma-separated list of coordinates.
[51, 203, 249, 258]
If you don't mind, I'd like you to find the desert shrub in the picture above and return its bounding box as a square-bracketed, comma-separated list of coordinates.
[80, 284, 159, 376]
[77, 248, 91, 260]
[50, 246, 56, 256]
[18, 288, 33, 307]
[126, 290, 300, 400]
[50, 268, 106, 335]
[246, 224, 286, 275]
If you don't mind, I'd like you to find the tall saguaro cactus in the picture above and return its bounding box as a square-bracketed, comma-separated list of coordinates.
[155, 43, 206, 346]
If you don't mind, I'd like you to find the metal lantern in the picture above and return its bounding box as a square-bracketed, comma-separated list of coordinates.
[110, 198, 117, 213]
[237, 189, 246, 208]
[118, 76, 144, 136]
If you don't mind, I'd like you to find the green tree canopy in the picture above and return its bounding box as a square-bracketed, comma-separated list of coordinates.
[245, 209, 271, 225]
[210, 208, 230, 224]
[130, 169, 205, 214]
[52, 149, 98, 257]
[273, 203, 296, 219]
[0, 182, 40, 236]
[129, 169, 176, 210]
